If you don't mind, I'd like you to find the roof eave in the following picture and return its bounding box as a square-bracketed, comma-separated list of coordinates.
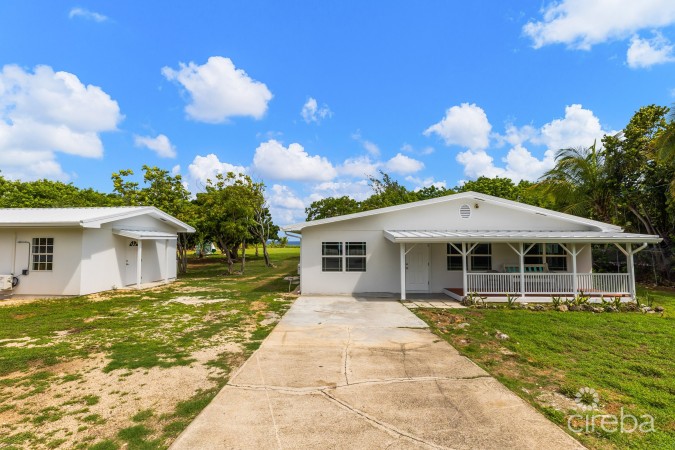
[383, 234, 662, 245]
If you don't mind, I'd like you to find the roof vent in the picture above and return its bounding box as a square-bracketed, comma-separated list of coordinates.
[459, 204, 471, 219]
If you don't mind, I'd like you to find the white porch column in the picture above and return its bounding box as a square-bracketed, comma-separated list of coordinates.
[164, 239, 169, 283]
[462, 242, 467, 296]
[519, 242, 525, 299]
[571, 243, 578, 296]
[400, 243, 406, 300]
[136, 240, 143, 288]
[627, 243, 635, 299]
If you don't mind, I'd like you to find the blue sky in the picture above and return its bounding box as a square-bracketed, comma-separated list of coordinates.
[1, 1, 674, 224]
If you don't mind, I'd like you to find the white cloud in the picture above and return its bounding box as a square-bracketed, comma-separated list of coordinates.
[0, 64, 122, 180]
[401, 143, 434, 155]
[523, 0, 675, 50]
[310, 180, 372, 201]
[267, 184, 307, 224]
[384, 153, 424, 175]
[405, 176, 447, 191]
[252, 140, 337, 182]
[351, 131, 381, 156]
[338, 156, 379, 178]
[133, 134, 176, 158]
[534, 104, 609, 150]
[162, 56, 272, 123]
[187, 154, 246, 191]
[626, 33, 675, 68]
[68, 7, 108, 22]
[171, 165, 181, 176]
[456, 104, 614, 182]
[301, 97, 332, 123]
[424, 103, 492, 150]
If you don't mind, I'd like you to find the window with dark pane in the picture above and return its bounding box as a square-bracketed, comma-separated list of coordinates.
[470, 243, 492, 271]
[31, 237, 54, 271]
[322, 242, 343, 272]
[346, 242, 366, 272]
[524, 243, 543, 265]
[446, 243, 463, 271]
[545, 243, 567, 271]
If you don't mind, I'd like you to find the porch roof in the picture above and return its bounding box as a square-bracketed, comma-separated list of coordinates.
[113, 229, 178, 240]
[383, 230, 662, 244]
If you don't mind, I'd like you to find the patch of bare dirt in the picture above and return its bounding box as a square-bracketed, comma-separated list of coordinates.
[169, 296, 230, 305]
[536, 390, 581, 412]
[0, 340, 243, 449]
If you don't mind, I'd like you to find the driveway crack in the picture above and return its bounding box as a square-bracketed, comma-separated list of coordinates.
[343, 326, 352, 385]
[319, 390, 448, 449]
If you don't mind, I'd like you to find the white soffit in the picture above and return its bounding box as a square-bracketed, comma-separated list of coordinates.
[114, 229, 178, 240]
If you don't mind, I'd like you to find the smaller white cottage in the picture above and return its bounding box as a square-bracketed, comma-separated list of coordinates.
[0, 207, 194, 297]
[283, 192, 662, 301]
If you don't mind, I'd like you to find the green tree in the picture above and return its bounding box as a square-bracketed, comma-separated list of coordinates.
[361, 171, 418, 210]
[305, 196, 361, 221]
[456, 176, 521, 200]
[195, 173, 262, 274]
[537, 142, 613, 222]
[111, 166, 194, 273]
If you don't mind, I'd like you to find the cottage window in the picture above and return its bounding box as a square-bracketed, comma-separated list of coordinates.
[446, 243, 463, 271]
[525, 244, 567, 271]
[32, 237, 54, 271]
[346, 242, 366, 272]
[470, 243, 492, 271]
[322, 242, 343, 272]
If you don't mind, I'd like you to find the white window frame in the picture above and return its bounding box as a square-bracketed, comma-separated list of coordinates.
[446, 243, 463, 271]
[345, 242, 367, 272]
[32, 237, 54, 272]
[322, 242, 343, 272]
[525, 243, 568, 271]
[470, 243, 492, 272]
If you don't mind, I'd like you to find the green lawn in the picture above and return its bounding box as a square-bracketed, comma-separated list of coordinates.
[415, 288, 675, 450]
[0, 246, 300, 450]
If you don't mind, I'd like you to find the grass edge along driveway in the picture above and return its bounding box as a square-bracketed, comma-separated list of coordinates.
[414, 288, 675, 450]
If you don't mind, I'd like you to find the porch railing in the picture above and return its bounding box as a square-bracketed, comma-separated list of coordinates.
[466, 273, 630, 295]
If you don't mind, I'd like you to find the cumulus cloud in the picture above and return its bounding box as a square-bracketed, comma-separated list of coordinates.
[384, 153, 424, 175]
[401, 143, 434, 155]
[252, 140, 337, 181]
[626, 33, 675, 68]
[405, 176, 447, 191]
[0, 64, 122, 180]
[133, 134, 176, 158]
[187, 154, 246, 191]
[523, 0, 675, 50]
[310, 180, 372, 202]
[162, 56, 272, 123]
[455, 104, 614, 182]
[68, 7, 108, 22]
[338, 156, 380, 178]
[351, 131, 381, 156]
[267, 184, 307, 224]
[301, 97, 332, 123]
[424, 103, 492, 150]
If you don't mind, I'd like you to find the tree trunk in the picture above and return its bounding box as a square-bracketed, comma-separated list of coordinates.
[241, 240, 246, 274]
[218, 238, 234, 274]
[176, 233, 188, 274]
[261, 239, 271, 267]
[255, 244, 259, 257]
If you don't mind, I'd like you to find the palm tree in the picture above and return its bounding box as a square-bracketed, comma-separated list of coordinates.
[537, 141, 613, 222]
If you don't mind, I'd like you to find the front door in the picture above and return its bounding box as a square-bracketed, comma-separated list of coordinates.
[405, 244, 429, 292]
[125, 240, 139, 286]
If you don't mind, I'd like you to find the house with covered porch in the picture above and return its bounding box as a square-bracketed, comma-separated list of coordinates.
[283, 192, 661, 302]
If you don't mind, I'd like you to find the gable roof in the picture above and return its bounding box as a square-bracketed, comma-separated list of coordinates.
[0, 206, 195, 232]
[282, 191, 623, 233]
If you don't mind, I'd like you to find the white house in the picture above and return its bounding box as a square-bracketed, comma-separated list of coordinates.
[283, 192, 661, 301]
[0, 207, 194, 297]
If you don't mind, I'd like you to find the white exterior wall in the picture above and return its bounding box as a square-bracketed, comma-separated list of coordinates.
[1, 213, 182, 297]
[299, 198, 599, 295]
[0, 228, 83, 296]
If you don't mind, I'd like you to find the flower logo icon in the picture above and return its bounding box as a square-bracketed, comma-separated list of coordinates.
[575, 387, 599, 411]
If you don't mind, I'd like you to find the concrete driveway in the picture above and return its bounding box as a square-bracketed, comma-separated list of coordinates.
[171, 296, 584, 449]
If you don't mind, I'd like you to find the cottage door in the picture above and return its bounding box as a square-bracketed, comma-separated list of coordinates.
[405, 244, 429, 292]
[125, 240, 139, 286]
